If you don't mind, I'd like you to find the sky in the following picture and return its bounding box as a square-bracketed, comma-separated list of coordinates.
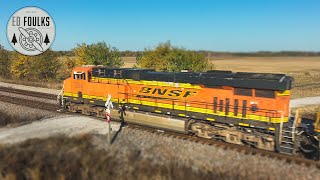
[0, 0, 319, 51]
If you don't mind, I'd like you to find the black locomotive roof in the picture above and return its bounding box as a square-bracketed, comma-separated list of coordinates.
[91, 67, 293, 90]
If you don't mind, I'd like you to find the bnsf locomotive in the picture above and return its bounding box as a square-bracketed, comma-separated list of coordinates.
[60, 66, 320, 159]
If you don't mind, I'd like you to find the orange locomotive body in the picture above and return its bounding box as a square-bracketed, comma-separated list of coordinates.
[62, 66, 299, 154]
[61, 66, 320, 159]
[63, 66, 291, 126]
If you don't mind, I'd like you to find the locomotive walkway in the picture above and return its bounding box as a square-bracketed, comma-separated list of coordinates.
[0, 81, 319, 108]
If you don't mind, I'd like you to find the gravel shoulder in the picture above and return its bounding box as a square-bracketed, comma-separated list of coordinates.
[290, 96, 320, 108]
[0, 115, 119, 145]
[0, 101, 59, 127]
[0, 81, 60, 95]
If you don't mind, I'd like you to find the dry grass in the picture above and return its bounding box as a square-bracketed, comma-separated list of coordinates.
[0, 77, 62, 90]
[1, 129, 319, 179]
[292, 105, 320, 119]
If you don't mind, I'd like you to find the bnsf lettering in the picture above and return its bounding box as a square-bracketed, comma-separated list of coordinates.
[152, 88, 167, 95]
[139, 87, 197, 98]
[140, 87, 152, 93]
[168, 90, 182, 97]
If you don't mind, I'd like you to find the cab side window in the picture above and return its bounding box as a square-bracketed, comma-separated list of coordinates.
[255, 89, 275, 98]
[234, 88, 252, 96]
[73, 72, 86, 80]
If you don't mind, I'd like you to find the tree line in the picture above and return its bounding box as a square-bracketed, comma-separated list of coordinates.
[0, 42, 211, 83]
[1, 41, 319, 83]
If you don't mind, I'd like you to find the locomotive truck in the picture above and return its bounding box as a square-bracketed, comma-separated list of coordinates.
[59, 66, 320, 159]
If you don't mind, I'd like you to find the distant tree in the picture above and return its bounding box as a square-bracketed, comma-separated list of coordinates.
[10, 52, 33, 79]
[73, 42, 123, 67]
[137, 42, 171, 71]
[30, 49, 60, 81]
[56, 56, 77, 80]
[0, 45, 11, 77]
[137, 41, 213, 72]
[120, 50, 139, 57]
[73, 43, 87, 66]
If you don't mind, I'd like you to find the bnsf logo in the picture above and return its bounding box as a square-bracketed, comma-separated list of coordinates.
[139, 87, 198, 98]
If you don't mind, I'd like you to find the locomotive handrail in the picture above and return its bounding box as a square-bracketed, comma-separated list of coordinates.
[119, 92, 280, 124]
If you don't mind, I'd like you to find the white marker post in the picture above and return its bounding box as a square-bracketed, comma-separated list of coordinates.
[105, 94, 114, 144]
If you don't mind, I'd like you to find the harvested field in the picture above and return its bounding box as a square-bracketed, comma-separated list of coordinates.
[290, 72, 320, 99]
[292, 104, 320, 119]
[121, 56, 136, 68]
[210, 56, 320, 99]
[0, 130, 319, 180]
[211, 56, 320, 73]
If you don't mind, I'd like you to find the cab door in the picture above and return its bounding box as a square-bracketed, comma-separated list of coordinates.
[72, 71, 87, 98]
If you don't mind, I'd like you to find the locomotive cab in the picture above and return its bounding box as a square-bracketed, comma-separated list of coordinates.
[61, 66, 93, 106]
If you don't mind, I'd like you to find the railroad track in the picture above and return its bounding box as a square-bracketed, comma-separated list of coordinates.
[0, 94, 58, 111]
[0, 86, 319, 169]
[0, 86, 58, 111]
[0, 86, 57, 100]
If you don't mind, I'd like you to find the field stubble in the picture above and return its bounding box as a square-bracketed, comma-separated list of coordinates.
[209, 56, 320, 99]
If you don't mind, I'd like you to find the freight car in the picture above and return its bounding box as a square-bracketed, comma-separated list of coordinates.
[59, 66, 320, 159]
